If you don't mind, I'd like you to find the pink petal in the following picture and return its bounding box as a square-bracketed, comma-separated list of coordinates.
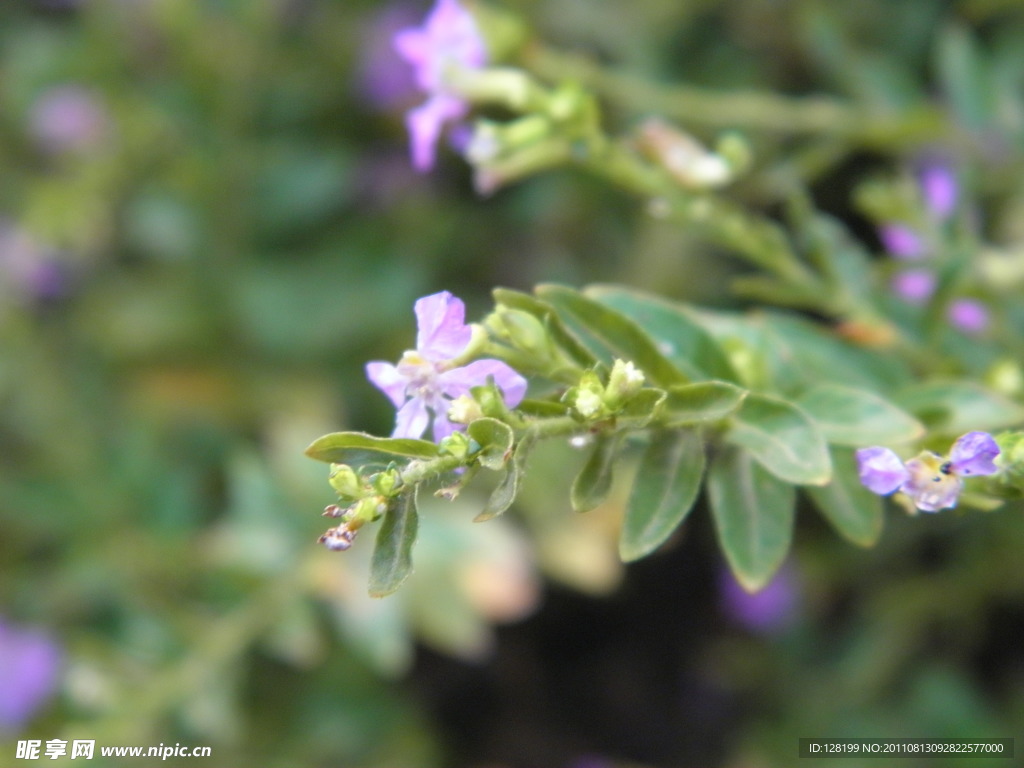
[405, 94, 467, 172]
[439, 359, 527, 406]
[949, 431, 999, 476]
[415, 290, 472, 359]
[366, 361, 408, 407]
[855, 446, 910, 495]
[394, 397, 430, 439]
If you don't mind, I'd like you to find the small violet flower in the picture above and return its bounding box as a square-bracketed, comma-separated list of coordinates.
[879, 223, 926, 261]
[856, 431, 1000, 512]
[0, 618, 62, 733]
[393, 0, 487, 171]
[367, 291, 526, 441]
[719, 565, 800, 635]
[29, 86, 107, 153]
[919, 161, 958, 220]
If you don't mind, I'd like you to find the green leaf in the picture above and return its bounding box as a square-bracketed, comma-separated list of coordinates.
[617, 388, 668, 428]
[796, 384, 924, 446]
[474, 433, 534, 522]
[586, 285, 742, 382]
[936, 23, 996, 132]
[571, 433, 623, 513]
[493, 287, 597, 370]
[467, 418, 514, 471]
[368, 488, 419, 598]
[708, 447, 795, 592]
[726, 393, 832, 485]
[536, 284, 688, 388]
[806, 447, 883, 547]
[663, 381, 747, 426]
[620, 429, 705, 562]
[305, 432, 439, 465]
[894, 381, 1024, 435]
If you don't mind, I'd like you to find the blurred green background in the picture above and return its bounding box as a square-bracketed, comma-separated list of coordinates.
[2, 1, 1024, 766]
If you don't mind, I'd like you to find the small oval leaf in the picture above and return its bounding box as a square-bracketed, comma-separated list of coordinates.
[467, 417, 514, 471]
[587, 285, 743, 382]
[796, 384, 925, 446]
[726, 393, 832, 485]
[620, 429, 705, 562]
[368, 488, 419, 598]
[708, 447, 795, 592]
[805, 447, 883, 547]
[474, 433, 534, 522]
[493, 287, 597, 370]
[571, 433, 623, 513]
[663, 381, 747, 426]
[536, 284, 688, 388]
[305, 432, 439, 465]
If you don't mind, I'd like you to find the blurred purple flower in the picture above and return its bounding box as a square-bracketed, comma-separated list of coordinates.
[29, 86, 107, 153]
[891, 268, 936, 304]
[359, 3, 421, 110]
[919, 161, 958, 220]
[879, 223, 925, 260]
[856, 431, 999, 512]
[393, 0, 487, 171]
[0, 223, 67, 301]
[719, 564, 800, 634]
[367, 291, 526, 441]
[0, 619, 61, 733]
[947, 298, 989, 335]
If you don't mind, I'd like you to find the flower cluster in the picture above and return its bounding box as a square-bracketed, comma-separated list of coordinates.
[881, 160, 989, 334]
[856, 431, 1000, 512]
[367, 291, 526, 442]
[392, 0, 487, 171]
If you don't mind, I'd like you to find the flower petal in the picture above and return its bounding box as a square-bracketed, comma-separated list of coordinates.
[415, 290, 473, 359]
[855, 446, 910, 495]
[439, 359, 527, 406]
[366, 361, 408, 408]
[394, 397, 430, 439]
[879, 223, 925, 260]
[949, 431, 1000, 477]
[901, 455, 963, 512]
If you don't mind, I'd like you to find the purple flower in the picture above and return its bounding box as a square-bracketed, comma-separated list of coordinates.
[719, 564, 800, 634]
[367, 291, 526, 441]
[358, 3, 421, 110]
[879, 223, 926, 260]
[29, 86, 107, 153]
[947, 298, 989, 335]
[855, 431, 1000, 512]
[891, 268, 936, 304]
[393, 0, 487, 171]
[0, 222, 67, 301]
[0, 619, 61, 733]
[919, 161, 958, 220]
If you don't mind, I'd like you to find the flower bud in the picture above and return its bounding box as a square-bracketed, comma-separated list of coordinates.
[328, 464, 362, 499]
[439, 430, 473, 460]
[496, 308, 552, 357]
[370, 469, 400, 497]
[448, 394, 484, 425]
[604, 359, 645, 409]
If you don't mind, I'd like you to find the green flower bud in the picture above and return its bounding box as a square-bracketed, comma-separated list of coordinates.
[328, 464, 362, 499]
[496, 308, 552, 357]
[370, 469, 400, 497]
[448, 394, 484, 426]
[604, 359, 645, 409]
[439, 430, 473, 460]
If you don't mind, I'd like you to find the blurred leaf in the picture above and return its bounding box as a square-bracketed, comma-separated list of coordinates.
[536, 284, 688, 387]
[806, 447, 884, 547]
[894, 381, 1024, 435]
[586, 285, 742, 382]
[305, 432, 439, 465]
[253, 146, 353, 237]
[369, 488, 419, 598]
[708, 446, 795, 592]
[796, 383, 924, 446]
[492, 287, 597, 370]
[619, 428, 704, 562]
[663, 381, 747, 426]
[936, 23, 996, 132]
[727, 393, 832, 485]
[467, 417, 514, 471]
[571, 433, 622, 513]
